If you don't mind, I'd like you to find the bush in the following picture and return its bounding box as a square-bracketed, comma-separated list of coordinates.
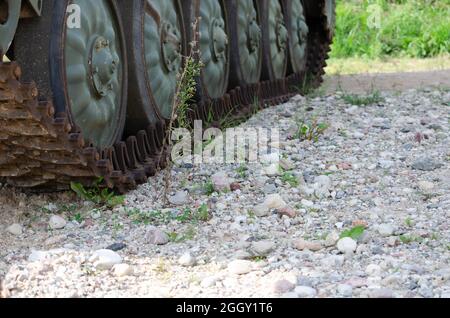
[331, 0, 450, 58]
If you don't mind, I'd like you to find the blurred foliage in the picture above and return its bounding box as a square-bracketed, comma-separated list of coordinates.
[331, 0, 450, 58]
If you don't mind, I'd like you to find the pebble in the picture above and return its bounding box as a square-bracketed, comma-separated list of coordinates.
[49, 215, 67, 230]
[7, 224, 23, 236]
[369, 288, 394, 298]
[178, 253, 197, 267]
[337, 284, 353, 297]
[412, 158, 443, 171]
[294, 239, 323, 252]
[377, 224, 395, 237]
[418, 181, 435, 192]
[113, 264, 133, 277]
[295, 286, 317, 298]
[273, 280, 295, 294]
[263, 194, 287, 210]
[276, 207, 297, 218]
[168, 191, 189, 206]
[337, 238, 357, 254]
[228, 260, 254, 275]
[251, 241, 276, 256]
[145, 226, 169, 245]
[106, 243, 127, 252]
[264, 163, 281, 176]
[90, 250, 122, 270]
[212, 172, 233, 192]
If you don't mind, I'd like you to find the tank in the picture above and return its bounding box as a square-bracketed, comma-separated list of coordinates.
[0, 0, 335, 192]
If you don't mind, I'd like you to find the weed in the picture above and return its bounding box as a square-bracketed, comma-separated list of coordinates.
[294, 118, 329, 142]
[342, 91, 385, 106]
[281, 172, 299, 187]
[167, 226, 197, 243]
[236, 165, 248, 179]
[71, 179, 125, 208]
[405, 217, 414, 227]
[340, 226, 366, 240]
[203, 181, 216, 196]
[399, 234, 423, 244]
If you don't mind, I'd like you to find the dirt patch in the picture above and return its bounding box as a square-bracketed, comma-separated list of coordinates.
[324, 70, 450, 94]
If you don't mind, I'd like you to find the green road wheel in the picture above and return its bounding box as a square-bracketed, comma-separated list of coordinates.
[13, 0, 128, 148]
[261, 0, 288, 81]
[284, 0, 309, 75]
[0, 0, 21, 55]
[64, 0, 127, 147]
[121, 0, 185, 135]
[186, 0, 230, 100]
[226, 0, 262, 88]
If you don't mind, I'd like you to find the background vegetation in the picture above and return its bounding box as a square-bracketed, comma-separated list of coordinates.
[331, 0, 450, 59]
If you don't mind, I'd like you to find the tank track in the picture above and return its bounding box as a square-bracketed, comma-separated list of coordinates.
[0, 8, 332, 194]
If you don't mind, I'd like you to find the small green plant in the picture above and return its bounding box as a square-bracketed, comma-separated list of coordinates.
[405, 217, 414, 227]
[281, 172, 299, 187]
[72, 213, 84, 224]
[294, 118, 329, 142]
[204, 181, 215, 196]
[250, 256, 267, 262]
[399, 234, 423, 244]
[236, 165, 248, 179]
[71, 179, 125, 208]
[195, 203, 210, 222]
[340, 226, 366, 241]
[342, 91, 385, 106]
[167, 226, 197, 243]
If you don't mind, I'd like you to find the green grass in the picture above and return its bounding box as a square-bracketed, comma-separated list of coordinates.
[281, 172, 300, 187]
[342, 90, 385, 106]
[71, 179, 125, 208]
[332, 0, 450, 59]
[340, 226, 366, 240]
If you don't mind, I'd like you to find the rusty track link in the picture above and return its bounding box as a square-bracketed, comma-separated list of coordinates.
[0, 11, 331, 194]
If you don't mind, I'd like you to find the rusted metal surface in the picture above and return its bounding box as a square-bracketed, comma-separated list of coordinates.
[0, 2, 332, 194]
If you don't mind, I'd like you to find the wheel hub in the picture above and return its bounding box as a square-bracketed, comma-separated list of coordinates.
[276, 18, 288, 52]
[247, 18, 261, 53]
[297, 18, 309, 45]
[90, 36, 119, 97]
[161, 22, 182, 73]
[211, 17, 228, 62]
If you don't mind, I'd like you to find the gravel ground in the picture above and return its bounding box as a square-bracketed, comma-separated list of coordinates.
[0, 86, 449, 298]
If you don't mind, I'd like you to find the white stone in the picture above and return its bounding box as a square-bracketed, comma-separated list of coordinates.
[418, 181, 435, 192]
[91, 249, 122, 270]
[337, 284, 353, 297]
[295, 286, 317, 298]
[366, 264, 382, 276]
[212, 172, 232, 192]
[201, 276, 218, 288]
[28, 250, 49, 262]
[49, 215, 67, 230]
[377, 224, 395, 237]
[324, 232, 340, 247]
[228, 260, 253, 275]
[168, 191, 189, 206]
[263, 163, 281, 176]
[253, 204, 270, 217]
[113, 264, 133, 277]
[313, 175, 332, 197]
[178, 252, 197, 267]
[7, 224, 23, 236]
[337, 237, 357, 254]
[145, 226, 169, 245]
[263, 194, 287, 210]
[251, 241, 276, 256]
[301, 199, 314, 208]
